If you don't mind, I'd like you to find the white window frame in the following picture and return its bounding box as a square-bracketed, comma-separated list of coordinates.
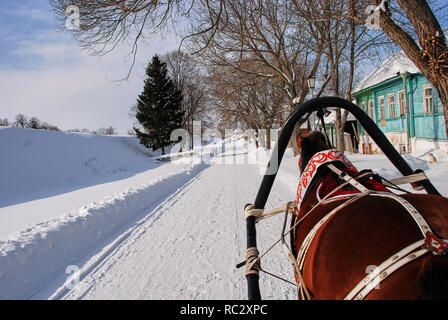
[379, 95, 385, 120]
[388, 93, 396, 118]
[423, 85, 434, 114]
[361, 101, 366, 112]
[398, 90, 406, 117]
[368, 99, 374, 120]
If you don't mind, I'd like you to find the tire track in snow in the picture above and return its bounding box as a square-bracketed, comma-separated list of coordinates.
[66, 164, 258, 300]
[48, 152, 300, 300]
[35, 166, 211, 300]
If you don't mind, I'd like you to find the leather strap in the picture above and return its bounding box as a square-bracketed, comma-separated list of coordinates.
[345, 240, 427, 300]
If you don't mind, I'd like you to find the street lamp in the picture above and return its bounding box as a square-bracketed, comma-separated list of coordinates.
[306, 75, 316, 130]
[307, 75, 316, 90]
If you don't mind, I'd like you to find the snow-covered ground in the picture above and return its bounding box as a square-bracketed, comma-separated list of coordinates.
[1, 127, 447, 300]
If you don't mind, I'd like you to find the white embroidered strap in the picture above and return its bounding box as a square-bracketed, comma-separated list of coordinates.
[370, 192, 432, 237]
[345, 240, 427, 300]
[353, 247, 429, 300]
[345, 192, 440, 300]
[296, 149, 356, 211]
[327, 163, 369, 193]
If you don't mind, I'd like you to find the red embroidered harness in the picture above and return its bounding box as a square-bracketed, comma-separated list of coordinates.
[296, 149, 388, 211]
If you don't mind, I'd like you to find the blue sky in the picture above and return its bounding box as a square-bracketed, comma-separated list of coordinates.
[0, 0, 180, 134]
[0, 1, 54, 69]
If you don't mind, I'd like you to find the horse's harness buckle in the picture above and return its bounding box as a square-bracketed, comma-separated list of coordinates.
[423, 232, 448, 256]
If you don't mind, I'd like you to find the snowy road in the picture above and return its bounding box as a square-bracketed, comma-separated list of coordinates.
[32, 145, 299, 300]
[5, 129, 446, 300]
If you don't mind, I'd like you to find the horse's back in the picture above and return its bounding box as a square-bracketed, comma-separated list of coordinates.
[401, 194, 448, 239]
[297, 193, 448, 300]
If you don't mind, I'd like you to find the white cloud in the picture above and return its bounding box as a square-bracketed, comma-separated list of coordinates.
[0, 30, 181, 134]
[14, 7, 52, 22]
[0, 6, 52, 24]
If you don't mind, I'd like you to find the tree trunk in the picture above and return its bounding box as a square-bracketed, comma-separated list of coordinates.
[289, 45, 325, 157]
[346, 0, 356, 102]
[338, 0, 356, 153]
[266, 128, 271, 150]
[331, 63, 346, 152]
[374, 0, 448, 139]
[255, 133, 259, 149]
[335, 109, 345, 153]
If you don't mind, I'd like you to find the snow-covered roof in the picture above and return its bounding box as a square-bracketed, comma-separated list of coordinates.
[352, 50, 420, 94]
[323, 110, 356, 124]
[353, 30, 448, 95]
[307, 109, 356, 126]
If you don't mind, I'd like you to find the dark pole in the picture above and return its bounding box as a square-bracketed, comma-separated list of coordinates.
[246, 215, 261, 300]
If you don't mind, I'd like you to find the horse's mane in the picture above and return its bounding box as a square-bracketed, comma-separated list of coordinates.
[300, 131, 330, 173]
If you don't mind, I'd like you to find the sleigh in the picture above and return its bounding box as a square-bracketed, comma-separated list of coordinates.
[241, 97, 448, 300]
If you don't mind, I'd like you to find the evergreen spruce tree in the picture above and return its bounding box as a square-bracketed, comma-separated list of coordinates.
[134, 55, 184, 155]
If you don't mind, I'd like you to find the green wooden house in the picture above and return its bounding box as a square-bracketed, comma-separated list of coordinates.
[352, 51, 447, 154]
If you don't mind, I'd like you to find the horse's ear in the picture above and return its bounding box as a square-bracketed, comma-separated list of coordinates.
[296, 130, 314, 150]
[296, 134, 303, 150]
[313, 131, 329, 149]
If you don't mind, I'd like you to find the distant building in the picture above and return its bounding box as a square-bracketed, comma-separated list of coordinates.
[352, 51, 447, 154]
[315, 111, 358, 153]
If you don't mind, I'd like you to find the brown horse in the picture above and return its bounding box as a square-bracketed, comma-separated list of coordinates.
[290, 131, 448, 300]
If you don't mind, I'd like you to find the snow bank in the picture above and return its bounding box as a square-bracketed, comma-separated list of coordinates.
[0, 126, 157, 208]
[246, 140, 437, 197]
[0, 160, 207, 299]
[409, 145, 448, 163]
[0, 126, 209, 299]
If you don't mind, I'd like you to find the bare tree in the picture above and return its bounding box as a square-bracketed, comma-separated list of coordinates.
[94, 126, 117, 135]
[290, 0, 392, 151]
[189, 1, 327, 104]
[188, 0, 329, 153]
[50, 0, 402, 151]
[191, 0, 385, 152]
[40, 122, 61, 131]
[373, 0, 448, 138]
[210, 62, 287, 149]
[0, 118, 9, 127]
[28, 117, 42, 129]
[162, 50, 210, 141]
[50, 0, 228, 79]
[14, 114, 28, 128]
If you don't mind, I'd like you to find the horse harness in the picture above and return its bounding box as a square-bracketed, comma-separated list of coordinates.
[293, 149, 448, 300]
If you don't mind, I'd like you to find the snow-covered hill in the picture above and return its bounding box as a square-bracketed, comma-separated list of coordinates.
[0, 127, 208, 299]
[0, 126, 157, 208]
